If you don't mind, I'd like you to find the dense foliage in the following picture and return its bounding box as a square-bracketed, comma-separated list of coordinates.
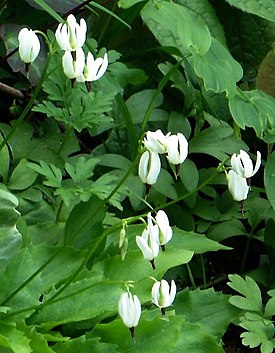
[1, 0, 275, 352]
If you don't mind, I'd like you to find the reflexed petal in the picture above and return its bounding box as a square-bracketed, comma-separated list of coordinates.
[143, 130, 168, 154]
[253, 151, 261, 176]
[146, 152, 161, 185]
[151, 281, 161, 307]
[155, 210, 173, 245]
[239, 150, 253, 178]
[138, 151, 150, 184]
[136, 235, 154, 261]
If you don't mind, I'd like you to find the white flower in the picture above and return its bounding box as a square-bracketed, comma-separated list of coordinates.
[55, 14, 87, 51]
[143, 130, 169, 154]
[231, 150, 261, 179]
[151, 279, 176, 314]
[76, 52, 108, 82]
[136, 213, 159, 266]
[138, 151, 161, 185]
[18, 28, 40, 63]
[118, 291, 141, 334]
[155, 210, 173, 248]
[226, 170, 250, 202]
[62, 48, 85, 79]
[166, 133, 188, 165]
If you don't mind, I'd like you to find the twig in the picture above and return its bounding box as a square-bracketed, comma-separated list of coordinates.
[0, 82, 25, 100]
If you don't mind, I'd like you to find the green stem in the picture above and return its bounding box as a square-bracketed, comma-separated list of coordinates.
[200, 254, 207, 289]
[239, 232, 253, 274]
[186, 263, 196, 288]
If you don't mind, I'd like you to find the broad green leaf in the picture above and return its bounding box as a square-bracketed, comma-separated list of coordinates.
[173, 228, 230, 253]
[175, 288, 241, 337]
[0, 190, 21, 270]
[99, 154, 132, 170]
[118, 0, 146, 9]
[191, 38, 243, 96]
[29, 0, 63, 22]
[207, 218, 248, 242]
[229, 89, 275, 141]
[0, 321, 31, 353]
[53, 336, 118, 353]
[90, 312, 225, 353]
[189, 124, 246, 160]
[227, 274, 263, 313]
[0, 245, 86, 312]
[264, 152, 275, 211]
[176, 0, 227, 45]
[179, 159, 199, 192]
[8, 159, 37, 190]
[0, 135, 10, 183]
[224, 0, 275, 22]
[64, 196, 106, 249]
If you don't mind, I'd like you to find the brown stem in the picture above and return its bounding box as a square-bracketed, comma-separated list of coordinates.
[0, 82, 25, 100]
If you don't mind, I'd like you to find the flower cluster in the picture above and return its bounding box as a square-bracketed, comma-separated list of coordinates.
[55, 14, 108, 87]
[138, 129, 188, 188]
[226, 150, 261, 204]
[136, 210, 173, 269]
[118, 278, 176, 338]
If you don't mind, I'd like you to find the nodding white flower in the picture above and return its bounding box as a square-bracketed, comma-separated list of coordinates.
[76, 52, 108, 83]
[18, 28, 40, 63]
[226, 170, 250, 202]
[138, 151, 161, 185]
[62, 48, 85, 79]
[55, 14, 87, 51]
[151, 279, 176, 314]
[155, 210, 173, 249]
[166, 133, 188, 165]
[143, 130, 169, 154]
[118, 291, 141, 338]
[136, 213, 159, 268]
[231, 150, 261, 179]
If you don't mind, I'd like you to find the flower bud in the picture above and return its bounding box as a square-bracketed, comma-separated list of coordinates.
[166, 133, 188, 165]
[18, 28, 40, 63]
[118, 291, 141, 338]
[226, 170, 249, 202]
[138, 151, 161, 185]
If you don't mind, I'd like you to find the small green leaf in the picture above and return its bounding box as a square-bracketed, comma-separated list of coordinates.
[8, 159, 37, 190]
[228, 274, 263, 313]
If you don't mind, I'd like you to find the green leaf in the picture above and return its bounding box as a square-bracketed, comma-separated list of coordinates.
[53, 336, 118, 353]
[118, 0, 146, 9]
[31, 0, 63, 22]
[0, 135, 10, 183]
[0, 321, 31, 353]
[64, 196, 106, 249]
[90, 312, 225, 353]
[28, 161, 62, 188]
[0, 245, 86, 312]
[8, 159, 37, 190]
[224, 0, 275, 22]
[189, 124, 246, 160]
[176, 0, 227, 45]
[175, 288, 241, 337]
[229, 89, 275, 140]
[179, 159, 199, 192]
[191, 38, 243, 96]
[0, 190, 22, 271]
[264, 152, 275, 211]
[227, 274, 263, 313]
